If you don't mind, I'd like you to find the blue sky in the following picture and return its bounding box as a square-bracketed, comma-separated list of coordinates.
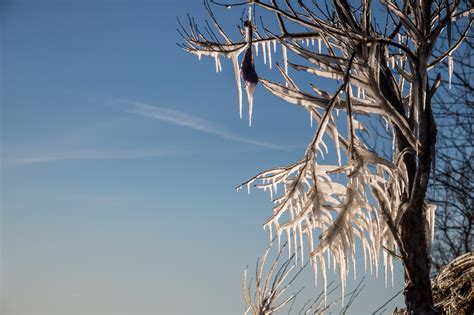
[1, 1, 404, 313]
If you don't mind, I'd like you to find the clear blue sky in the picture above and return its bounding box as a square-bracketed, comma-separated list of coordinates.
[1, 0, 404, 314]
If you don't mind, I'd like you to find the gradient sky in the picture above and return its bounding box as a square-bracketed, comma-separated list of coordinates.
[1, 1, 405, 314]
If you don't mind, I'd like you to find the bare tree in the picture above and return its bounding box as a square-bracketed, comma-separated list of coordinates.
[179, 1, 472, 313]
[428, 32, 473, 272]
[243, 240, 364, 314]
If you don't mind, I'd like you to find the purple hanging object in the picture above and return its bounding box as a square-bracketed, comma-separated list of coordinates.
[241, 21, 258, 84]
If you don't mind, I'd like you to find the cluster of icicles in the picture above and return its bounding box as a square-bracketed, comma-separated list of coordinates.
[189, 8, 445, 307]
[192, 21, 327, 126]
[191, 32, 415, 310]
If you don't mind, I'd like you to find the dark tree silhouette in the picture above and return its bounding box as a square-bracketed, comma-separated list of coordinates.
[428, 31, 473, 273]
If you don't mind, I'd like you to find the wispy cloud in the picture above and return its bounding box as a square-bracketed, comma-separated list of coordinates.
[5, 150, 164, 166]
[124, 102, 283, 150]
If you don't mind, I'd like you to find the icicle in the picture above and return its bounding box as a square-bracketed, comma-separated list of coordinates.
[448, 53, 453, 89]
[320, 256, 328, 306]
[340, 259, 346, 306]
[217, 54, 222, 72]
[389, 255, 394, 288]
[332, 114, 342, 167]
[231, 53, 243, 119]
[247, 182, 251, 194]
[214, 54, 219, 72]
[267, 41, 272, 69]
[306, 38, 309, 46]
[392, 130, 396, 152]
[262, 42, 267, 64]
[352, 248, 357, 280]
[311, 38, 315, 46]
[197, 52, 202, 61]
[255, 41, 259, 56]
[426, 203, 437, 241]
[318, 37, 322, 53]
[248, 4, 252, 21]
[313, 257, 318, 286]
[310, 110, 313, 127]
[391, 56, 395, 68]
[282, 45, 288, 87]
[273, 39, 276, 53]
[293, 228, 298, 262]
[398, 34, 402, 53]
[246, 82, 257, 126]
[362, 240, 367, 272]
[414, 90, 420, 138]
[299, 223, 304, 266]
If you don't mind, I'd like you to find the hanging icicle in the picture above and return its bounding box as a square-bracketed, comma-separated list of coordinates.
[262, 42, 267, 64]
[267, 41, 272, 69]
[214, 53, 221, 72]
[448, 53, 453, 89]
[230, 52, 243, 119]
[282, 44, 288, 87]
[246, 81, 256, 126]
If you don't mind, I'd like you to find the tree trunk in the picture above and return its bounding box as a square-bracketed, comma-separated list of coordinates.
[400, 205, 437, 314]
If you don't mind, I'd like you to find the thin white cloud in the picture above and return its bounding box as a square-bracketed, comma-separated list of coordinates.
[6, 150, 164, 166]
[125, 102, 283, 150]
